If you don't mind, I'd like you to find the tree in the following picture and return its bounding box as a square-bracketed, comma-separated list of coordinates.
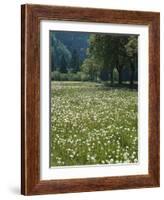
[108, 36, 129, 85]
[70, 49, 80, 72]
[88, 34, 112, 82]
[60, 55, 68, 73]
[88, 34, 129, 84]
[50, 32, 71, 71]
[81, 57, 100, 81]
[125, 36, 138, 86]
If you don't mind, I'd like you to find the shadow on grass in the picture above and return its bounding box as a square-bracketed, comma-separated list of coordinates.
[100, 82, 138, 90]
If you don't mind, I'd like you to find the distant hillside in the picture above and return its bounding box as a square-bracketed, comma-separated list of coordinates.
[55, 31, 89, 60]
[50, 31, 89, 71]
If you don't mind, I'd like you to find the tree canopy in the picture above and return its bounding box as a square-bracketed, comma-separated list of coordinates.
[86, 34, 138, 85]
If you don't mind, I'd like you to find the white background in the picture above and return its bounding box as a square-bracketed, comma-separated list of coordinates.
[0, 0, 163, 199]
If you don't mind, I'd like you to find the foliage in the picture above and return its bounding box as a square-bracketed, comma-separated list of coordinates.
[81, 56, 100, 81]
[51, 71, 90, 81]
[50, 81, 138, 166]
[125, 36, 138, 58]
[70, 49, 80, 72]
[50, 31, 138, 85]
[87, 34, 138, 84]
[59, 55, 68, 73]
[50, 32, 71, 71]
[125, 36, 138, 85]
[88, 34, 112, 81]
[54, 31, 89, 61]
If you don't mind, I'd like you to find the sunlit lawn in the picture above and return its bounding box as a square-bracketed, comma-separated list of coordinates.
[50, 81, 138, 167]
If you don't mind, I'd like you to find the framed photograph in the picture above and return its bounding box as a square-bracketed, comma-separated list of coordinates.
[21, 4, 160, 195]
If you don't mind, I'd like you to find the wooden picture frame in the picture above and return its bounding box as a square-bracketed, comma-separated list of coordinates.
[21, 4, 160, 195]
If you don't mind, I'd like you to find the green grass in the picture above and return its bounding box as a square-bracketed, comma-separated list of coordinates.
[50, 81, 138, 166]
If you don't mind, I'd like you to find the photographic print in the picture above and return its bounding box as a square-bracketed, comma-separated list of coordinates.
[50, 31, 138, 167]
[21, 4, 159, 194]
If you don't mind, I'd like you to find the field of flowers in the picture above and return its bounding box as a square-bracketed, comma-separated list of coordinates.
[50, 81, 138, 167]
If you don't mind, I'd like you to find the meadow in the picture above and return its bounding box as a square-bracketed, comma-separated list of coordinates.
[50, 81, 138, 167]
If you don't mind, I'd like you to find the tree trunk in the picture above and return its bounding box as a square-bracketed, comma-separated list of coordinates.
[100, 68, 109, 81]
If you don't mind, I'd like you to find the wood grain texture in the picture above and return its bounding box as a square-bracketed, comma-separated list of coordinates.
[21, 4, 160, 195]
